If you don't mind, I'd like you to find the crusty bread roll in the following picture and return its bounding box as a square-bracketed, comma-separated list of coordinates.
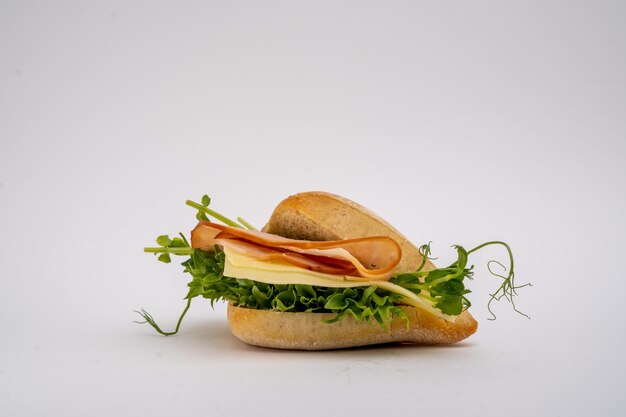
[227, 192, 478, 350]
[262, 191, 432, 274]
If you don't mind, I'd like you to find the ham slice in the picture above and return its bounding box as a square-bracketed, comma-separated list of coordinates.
[190, 222, 402, 281]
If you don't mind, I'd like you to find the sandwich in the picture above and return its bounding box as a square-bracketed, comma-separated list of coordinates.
[139, 192, 528, 349]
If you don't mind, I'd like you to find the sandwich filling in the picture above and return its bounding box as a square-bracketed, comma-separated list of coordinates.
[222, 246, 452, 320]
[190, 222, 402, 280]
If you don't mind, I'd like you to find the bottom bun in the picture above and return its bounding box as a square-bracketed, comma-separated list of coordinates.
[227, 303, 478, 350]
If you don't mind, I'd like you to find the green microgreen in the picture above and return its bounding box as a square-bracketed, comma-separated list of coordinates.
[186, 194, 251, 228]
[467, 241, 532, 320]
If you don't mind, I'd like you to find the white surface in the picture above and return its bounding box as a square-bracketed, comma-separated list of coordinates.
[1, 1, 625, 416]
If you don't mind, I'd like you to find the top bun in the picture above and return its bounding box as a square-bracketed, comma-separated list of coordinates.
[263, 191, 434, 274]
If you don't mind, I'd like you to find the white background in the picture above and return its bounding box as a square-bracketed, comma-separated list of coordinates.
[1, 1, 625, 416]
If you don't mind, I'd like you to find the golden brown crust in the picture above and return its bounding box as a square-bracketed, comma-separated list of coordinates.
[226, 191, 478, 349]
[228, 303, 477, 350]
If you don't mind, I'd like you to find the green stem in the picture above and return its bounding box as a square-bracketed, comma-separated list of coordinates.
[428, 273, 456, 287]
[237, 217, 258, 231]
[185, 200, 243, 228]
[179, 232, 190, 246]
[467, 241, 514, 273]
[404, 270, 430, 278]
[467, 240, 530, 320]
[415, 242, 434, 272]
[144, 247, 193, 255]
[135, 298, 192, 336]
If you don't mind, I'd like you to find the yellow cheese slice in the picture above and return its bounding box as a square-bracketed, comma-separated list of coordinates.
[223, 246, 455, 321]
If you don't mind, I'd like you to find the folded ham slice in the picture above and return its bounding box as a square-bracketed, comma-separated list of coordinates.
[190, 222, 402, 281]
